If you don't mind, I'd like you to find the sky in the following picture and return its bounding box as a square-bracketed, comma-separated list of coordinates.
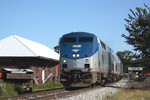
[0, 0, 150, 53]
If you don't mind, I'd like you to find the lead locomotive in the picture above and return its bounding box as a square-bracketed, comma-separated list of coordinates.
[59, 32, 123, 88]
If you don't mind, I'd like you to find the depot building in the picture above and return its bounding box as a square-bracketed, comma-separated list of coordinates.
[0, 35, 59, 84]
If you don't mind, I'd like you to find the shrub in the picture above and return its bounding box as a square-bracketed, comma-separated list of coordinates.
[14, 85, 25, 95]
[0, 80, 18, 97]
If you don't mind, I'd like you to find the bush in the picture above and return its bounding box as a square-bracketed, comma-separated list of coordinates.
[0, 79, 26, 97]
[0, 79, 3, 96]
[14, 85, 25, 95]
[0, 80, 18, 97]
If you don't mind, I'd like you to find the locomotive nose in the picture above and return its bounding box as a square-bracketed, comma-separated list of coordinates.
[61, 57, 91, 70]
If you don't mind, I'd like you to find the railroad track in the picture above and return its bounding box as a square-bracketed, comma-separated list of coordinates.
[0, 88, 66, 100]
[0, 87, 100, 100]
[0, 82, 118, 100]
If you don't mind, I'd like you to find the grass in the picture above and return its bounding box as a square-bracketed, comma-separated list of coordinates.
[31, 80, 64, 92]
[0, 79, 18, 98]
[106, 89, 150, 100]
[0, 79, 63, 98]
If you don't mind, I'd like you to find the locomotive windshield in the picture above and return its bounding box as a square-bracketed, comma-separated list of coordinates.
[79, 37, 93, 43]
[63, 37, 76, 43]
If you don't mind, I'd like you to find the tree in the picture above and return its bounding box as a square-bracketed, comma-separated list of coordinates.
[122, 4, 150, 68]
[54, 45, 59, 53]
[117, 50, 137, 73]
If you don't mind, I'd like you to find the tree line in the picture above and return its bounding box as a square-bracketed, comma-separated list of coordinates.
[117, 4, 150, 73]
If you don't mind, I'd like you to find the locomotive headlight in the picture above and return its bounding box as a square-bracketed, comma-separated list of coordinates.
[63, 59, 67, 63]
[76, 53, 80, 57]
[85, 59, 89, 63]
[72, 54, 76, 57]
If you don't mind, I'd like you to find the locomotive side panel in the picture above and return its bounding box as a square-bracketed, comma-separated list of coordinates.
[100, 47, 109, 78]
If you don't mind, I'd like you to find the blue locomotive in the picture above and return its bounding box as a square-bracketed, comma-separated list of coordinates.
[59, 32, 123, 88]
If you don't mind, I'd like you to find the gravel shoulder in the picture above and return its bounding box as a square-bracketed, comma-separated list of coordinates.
[58, 79, 128, 100]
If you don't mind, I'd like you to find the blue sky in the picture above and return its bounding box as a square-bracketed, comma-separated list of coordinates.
[0, 0, 150, 53]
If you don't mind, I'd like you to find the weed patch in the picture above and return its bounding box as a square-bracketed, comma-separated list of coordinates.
[0, 80, 18, 97]
[31, 80, 63, 92]
[107, 89, 150, 100]
[0, 79, 63, 98]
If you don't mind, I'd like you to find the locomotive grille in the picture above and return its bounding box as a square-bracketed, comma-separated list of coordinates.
[62, 64, 67, 68]
[84, 64, 90, 68]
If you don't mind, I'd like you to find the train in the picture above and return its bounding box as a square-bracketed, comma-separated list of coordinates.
[59, 32, 123, 88]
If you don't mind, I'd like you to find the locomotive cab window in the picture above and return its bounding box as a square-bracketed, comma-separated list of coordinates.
[79, 37, 93, 43]
[100, 40, 106, 50]
[63, 37, 77, 43]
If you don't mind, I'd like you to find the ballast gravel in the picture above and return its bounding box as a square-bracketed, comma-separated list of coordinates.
[58, 79, 128, 100]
